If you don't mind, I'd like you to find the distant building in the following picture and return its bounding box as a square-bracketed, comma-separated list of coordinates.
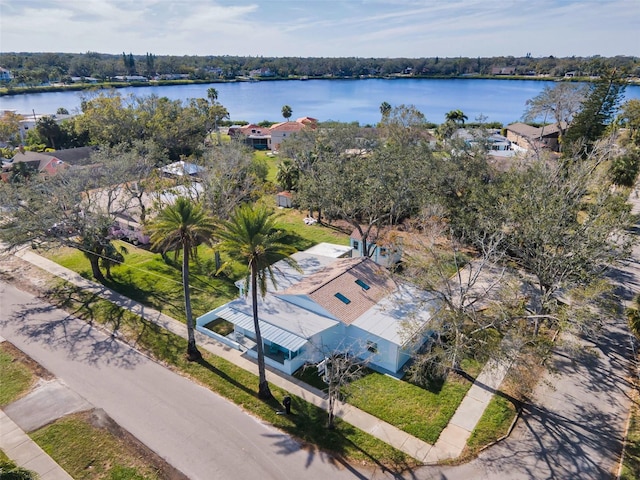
[0, 67, 13, 81]
[491, 66, 516, 75]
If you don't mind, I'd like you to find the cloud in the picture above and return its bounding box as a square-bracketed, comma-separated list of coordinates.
[0, 0, 638, 57]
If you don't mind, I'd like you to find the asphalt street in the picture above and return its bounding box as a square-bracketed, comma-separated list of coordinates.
[0, 281, 379, 480]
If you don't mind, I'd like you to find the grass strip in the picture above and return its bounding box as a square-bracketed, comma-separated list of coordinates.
[0, 343, 38, 406]
[466, 394, 517, 452]
[30, 412, 160, 480]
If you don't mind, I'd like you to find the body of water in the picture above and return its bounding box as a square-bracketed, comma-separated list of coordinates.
[1, 78, 639, 126]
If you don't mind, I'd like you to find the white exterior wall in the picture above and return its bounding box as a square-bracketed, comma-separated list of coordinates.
[344, 325, 399, 373]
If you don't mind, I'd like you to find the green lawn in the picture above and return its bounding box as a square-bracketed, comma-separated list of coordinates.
[46, 242, 239, 323]
[31, 413, 161, 480]
[466, 394, 517, 451]
[0, 343, 37, 406]
[295, 360, 482, 445]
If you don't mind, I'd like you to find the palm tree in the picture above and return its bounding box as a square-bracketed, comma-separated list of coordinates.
[216, 204, 299, 399]
[147, 197, 216, 361]
[207, 87, 218, 104]
[379, 101, 392, 119]
[445, 109, 468, 126]
[281, 105, 293, 122]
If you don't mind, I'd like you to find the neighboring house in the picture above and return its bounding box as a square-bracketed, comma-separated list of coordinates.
[0, 67, 13, 81]
[160, 160, 205, 178]
[453, 128, 512, 151]
[505, 122, 567, 152]
[70, 76, 99, 83]
[1, 149, 68, 181]
[491, 66, 516, 75]
[276, 191, 293, 208]
[229, 117, 317, 152]
[48, 146, 97, 167]
[229, 123, 271, 150]
[196, 243, 437, 376]
[249, 67, 275, 78]
[350, 229, 403, 268]
[17, 112, 74, 142]
[114, 75, 148, 82]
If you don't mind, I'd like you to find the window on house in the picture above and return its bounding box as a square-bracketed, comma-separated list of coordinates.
[334, 293, 351, 304]
[355, 279, 370, 290]
[379, 247, 387, 257]
[353, 240, 359, 250]
[366, 341, 378, 353]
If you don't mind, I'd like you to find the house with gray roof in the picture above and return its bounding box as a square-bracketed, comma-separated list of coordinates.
[196, 243, 437, 376]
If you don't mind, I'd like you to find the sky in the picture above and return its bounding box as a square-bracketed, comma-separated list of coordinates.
[1, 0, 638, 59]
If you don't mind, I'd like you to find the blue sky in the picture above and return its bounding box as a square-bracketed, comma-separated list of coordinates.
[1, 0, 638, 58]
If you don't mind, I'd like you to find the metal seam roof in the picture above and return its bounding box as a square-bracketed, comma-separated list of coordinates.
[214, 306, 309, 352]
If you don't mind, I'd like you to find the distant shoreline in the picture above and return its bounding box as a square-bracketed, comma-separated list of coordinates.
[3, 74, 632, 98]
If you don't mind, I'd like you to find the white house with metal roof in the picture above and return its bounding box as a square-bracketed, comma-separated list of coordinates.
[196, 243, 437, 376]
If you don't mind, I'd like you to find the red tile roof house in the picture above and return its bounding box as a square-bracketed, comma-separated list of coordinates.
[196, 243, 438, 377]
[270, 117, 318, 151]
[1, 150, 69, 182]
[229, 123, 271, 150]
[229, 118, 318, 152]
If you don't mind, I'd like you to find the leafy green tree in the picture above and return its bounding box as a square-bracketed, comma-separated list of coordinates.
[484, 156, 633, 335]
[0, 145, 149, 282]
[281, 105, 292, 121]
[56, 107, 69, 115]
[610, 149, 640, 187]
[35, 115, 65, 150]
[147, 197, 216, 360]
[618, 99, 640, 145]
[564, 69, 627, 153]
[216, 204, 299, 399]
[0, 111, 23, 147]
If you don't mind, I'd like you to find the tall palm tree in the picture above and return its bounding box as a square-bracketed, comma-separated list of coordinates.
[147, 197, 216, 361]
[281, 105, 293, 122]
[216, 204, 299, 399]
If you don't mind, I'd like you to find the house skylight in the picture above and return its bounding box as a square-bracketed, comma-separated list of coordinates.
[334, 292, 351, 304]
[355, 279, 370, 290]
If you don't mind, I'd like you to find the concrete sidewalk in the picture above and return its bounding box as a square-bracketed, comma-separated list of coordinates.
[0, 336, 74, 480]
[8, 247, 509, 467]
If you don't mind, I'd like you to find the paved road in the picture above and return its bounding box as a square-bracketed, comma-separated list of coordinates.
[0, 281, 378, 480]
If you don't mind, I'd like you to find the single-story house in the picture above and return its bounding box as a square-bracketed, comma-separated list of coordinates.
[453, 128, 512, 151]
[505, 122, 567, 152]
[196, 243, 436, 376]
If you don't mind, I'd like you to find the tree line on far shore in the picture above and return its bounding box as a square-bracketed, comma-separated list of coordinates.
[1, 51, 638, 87]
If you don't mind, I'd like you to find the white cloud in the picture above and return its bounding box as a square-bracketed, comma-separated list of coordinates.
[1, 0, 638, 57]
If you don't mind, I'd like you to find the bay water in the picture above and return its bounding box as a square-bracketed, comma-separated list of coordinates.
[1, 78, 639, 126]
